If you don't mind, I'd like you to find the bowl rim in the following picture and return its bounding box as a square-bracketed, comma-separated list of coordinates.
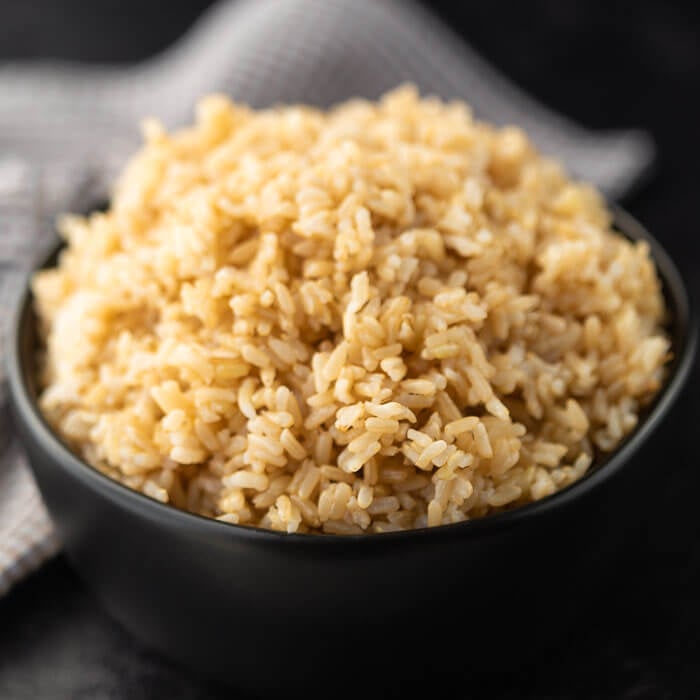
[6, 205, 697, 547]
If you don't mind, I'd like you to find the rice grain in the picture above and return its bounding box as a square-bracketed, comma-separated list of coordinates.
[34, 86, 670, 534]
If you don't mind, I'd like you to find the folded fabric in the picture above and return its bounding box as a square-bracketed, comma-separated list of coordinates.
[0, 0, 655, 596]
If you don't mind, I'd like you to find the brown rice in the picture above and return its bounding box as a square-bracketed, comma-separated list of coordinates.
[33, 86, 670, 534]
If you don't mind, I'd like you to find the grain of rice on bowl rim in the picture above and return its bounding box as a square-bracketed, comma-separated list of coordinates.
[33, 85, 671, 535]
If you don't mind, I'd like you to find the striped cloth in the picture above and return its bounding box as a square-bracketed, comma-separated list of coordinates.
[0, 0, 654, 596]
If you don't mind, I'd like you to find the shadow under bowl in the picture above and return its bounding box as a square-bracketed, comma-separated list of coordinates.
[6, 207, 697, 694]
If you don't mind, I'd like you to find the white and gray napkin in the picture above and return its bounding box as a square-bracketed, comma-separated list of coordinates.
[0, 0, 654, 595]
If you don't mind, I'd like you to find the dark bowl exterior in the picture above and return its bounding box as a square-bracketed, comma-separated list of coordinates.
[7, 208, 696, 694]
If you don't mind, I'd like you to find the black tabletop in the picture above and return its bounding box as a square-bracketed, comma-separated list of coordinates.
[1, 1, 699, 698]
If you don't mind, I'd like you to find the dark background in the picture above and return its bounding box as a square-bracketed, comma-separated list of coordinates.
[1, 1, 699, 698]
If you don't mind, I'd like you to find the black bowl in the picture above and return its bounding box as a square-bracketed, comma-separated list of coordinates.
[6, 207, 696, 695]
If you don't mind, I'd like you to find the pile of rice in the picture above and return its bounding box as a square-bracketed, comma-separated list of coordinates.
[34, 86, 670, 534]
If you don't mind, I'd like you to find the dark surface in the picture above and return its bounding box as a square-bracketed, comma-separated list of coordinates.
[1, 0, 699, 698]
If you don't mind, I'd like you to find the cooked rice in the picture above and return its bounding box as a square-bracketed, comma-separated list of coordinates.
[33, 86, 670, 534]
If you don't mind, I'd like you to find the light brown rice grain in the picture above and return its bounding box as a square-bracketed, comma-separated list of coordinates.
[34, 86, 670, 534]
